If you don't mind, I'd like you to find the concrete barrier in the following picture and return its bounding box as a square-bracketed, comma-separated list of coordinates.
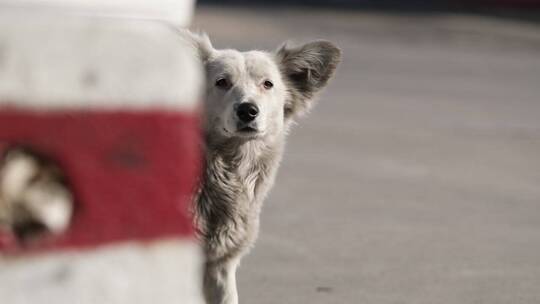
[0, 1, 204, 303]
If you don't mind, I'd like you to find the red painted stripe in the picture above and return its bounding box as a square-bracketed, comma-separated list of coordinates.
[0, 109, 201, 253]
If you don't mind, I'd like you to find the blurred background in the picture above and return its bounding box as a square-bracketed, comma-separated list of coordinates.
[191, 1, 540, 303]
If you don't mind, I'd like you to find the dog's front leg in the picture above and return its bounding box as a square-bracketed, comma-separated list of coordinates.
[203, 258, 240, 304]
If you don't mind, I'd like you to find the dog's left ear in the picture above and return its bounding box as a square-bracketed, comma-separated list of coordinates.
[275, 40, 341, 119]
[177, 29, 215, 63]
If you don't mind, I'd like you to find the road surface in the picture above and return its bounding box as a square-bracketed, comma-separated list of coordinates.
[192, 6, 540, 304]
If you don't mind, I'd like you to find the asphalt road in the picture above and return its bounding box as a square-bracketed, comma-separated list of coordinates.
[192, 6, 540, 304]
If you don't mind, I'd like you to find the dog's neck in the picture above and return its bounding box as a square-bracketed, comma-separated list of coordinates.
[206, 134, 283, 180]
[200, 132, 284, 202]
[205, 132, 282, 165]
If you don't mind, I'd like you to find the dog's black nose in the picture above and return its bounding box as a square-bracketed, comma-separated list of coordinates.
[236, 103, 259, 123]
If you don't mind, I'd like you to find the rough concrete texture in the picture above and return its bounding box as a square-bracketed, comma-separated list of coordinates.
[0, 240, 203, 304]
[0, 10, 202, 110]
[192, 6, 540, 304]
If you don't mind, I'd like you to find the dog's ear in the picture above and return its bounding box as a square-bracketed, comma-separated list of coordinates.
[276, 40, 341, 119]
[178, 30, 214, 63]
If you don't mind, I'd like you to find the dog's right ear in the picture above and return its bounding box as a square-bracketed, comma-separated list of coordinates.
[178, 30, 214, 63]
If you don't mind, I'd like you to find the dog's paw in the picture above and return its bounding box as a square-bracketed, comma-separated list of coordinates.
[0, 148, 73, 243]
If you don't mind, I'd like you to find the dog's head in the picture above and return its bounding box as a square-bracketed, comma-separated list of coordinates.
[187, 32, 341, 142]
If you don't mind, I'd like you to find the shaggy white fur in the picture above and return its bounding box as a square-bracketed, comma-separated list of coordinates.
[187, 31, 341, 304]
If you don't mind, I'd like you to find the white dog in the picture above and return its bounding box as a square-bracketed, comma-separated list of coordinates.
[187, 32, 341, 304]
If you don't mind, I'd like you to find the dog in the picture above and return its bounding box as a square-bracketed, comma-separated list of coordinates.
[186, 31, 341, 304]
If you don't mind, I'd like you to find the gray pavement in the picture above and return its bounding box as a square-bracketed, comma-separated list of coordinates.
[192, 6, 540, 304]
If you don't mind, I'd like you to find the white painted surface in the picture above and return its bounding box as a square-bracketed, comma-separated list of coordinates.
[0, 10, 203, 111]
[0, 0, 195, 26]
[0, 239, 204, 304]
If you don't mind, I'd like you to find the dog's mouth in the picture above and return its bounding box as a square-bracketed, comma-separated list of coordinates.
[234, 123, 261, 138]
[238, 126, 257, 133]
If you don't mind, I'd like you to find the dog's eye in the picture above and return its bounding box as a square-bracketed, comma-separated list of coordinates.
[263, 80, 273, 90]
[215, 78, 231, 90]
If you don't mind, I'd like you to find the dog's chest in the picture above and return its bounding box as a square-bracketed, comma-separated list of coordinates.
[195, 145, 280, 261]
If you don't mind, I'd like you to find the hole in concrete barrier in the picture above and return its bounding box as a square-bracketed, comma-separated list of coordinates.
[12, 218, 49, 242]
[0, 146, 74, 245]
